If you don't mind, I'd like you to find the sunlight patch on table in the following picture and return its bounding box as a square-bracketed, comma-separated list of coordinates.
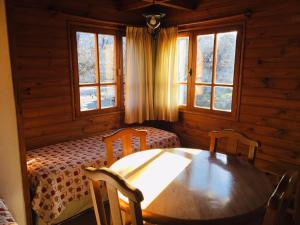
[111, 149, 163, 177]
[175, 148, 202, 155]
[119, 151, 191, 209]
[130, 152, 191, 209]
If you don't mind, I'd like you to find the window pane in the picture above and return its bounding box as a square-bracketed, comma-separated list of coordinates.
[76, 32, 97, 84]
[122, 36, 126, 83]
[196, 34, 214, 83]
[98, 34, 115, 83]
[80, 87, 98, 111]
[213, 86, 233, 111]
[178, 84, 187, 106]
[177, 37, 189, 82]
[100, 85, 116, 109]
[194, 85, 211, 109]
[215, 31, 237, 84]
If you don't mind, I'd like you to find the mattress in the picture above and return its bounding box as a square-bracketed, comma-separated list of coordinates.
[26, 127, 180, 224]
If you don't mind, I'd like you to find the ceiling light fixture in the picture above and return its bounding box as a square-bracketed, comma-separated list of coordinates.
[142, 0, 166, 37]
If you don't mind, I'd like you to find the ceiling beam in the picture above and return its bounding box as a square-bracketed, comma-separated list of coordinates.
[119, 0, 198, 12]
[119, 1, 152, 11]
[141, 0, 197, 11]
[154, 0, 197, 11]
[142, 0, 169, 3]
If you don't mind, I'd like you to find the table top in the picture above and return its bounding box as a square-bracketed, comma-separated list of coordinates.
[110, 148, 273, 225]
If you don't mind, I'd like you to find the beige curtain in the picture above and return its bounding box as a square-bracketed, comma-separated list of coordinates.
[125, 27, 154, 124]
[154, 27, 178, 121]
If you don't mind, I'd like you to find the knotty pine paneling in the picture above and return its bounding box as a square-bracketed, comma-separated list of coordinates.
[7, 0, 142, 149]
[167, 0, 300, 169]
[8, 1, 299, 224]
[7, 0, 300, 170]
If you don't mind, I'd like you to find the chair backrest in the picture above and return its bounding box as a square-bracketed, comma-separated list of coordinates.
[85, 167, 144, 225]
[209, 129, 259, 163]
[262, 171, 299, 225]
[103, 128, 148, 166]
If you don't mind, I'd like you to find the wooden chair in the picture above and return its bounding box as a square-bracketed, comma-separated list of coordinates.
[262, 171, 299, 225]
[85, 167, 144, 225]
[209, 129, 259, 164]
[103, 128, 148, 166]
[259, 164, 300, 223]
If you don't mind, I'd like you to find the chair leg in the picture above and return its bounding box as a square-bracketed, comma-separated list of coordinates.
[121, 210, 131, 225]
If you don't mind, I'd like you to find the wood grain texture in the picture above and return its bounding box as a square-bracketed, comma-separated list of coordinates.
[7, 0, 300, 165]
[85, 167, 144, 225]
[111, 148, 273, 225]
[165, 0, 300, 171]
[103, 128, 148, 166]
[262, 171, 299, 225]
[119, 0, 198, 12]
[6, 0, 141, 149]
[209, 129, 259, 164]
[6, 1, 299, 225]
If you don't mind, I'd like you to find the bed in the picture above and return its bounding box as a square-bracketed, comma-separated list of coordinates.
[0, 199, 18, 225]
[26, 127, 180, 225]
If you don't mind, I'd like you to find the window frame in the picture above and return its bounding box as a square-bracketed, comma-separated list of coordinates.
[178, 22, 245, 120]
[177, 32, 193, 109]
[69, 23, 125, 118]
[121, 35, 126, 109]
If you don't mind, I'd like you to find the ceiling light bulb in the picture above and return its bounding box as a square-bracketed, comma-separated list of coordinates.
[149, 16, 157, 25]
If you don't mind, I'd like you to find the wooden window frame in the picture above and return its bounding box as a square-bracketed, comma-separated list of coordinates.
[121, 35, 126, 109]
[178, 20, 245, 121]
[69, 23, 125, 118]
[177, 33, 193, 109]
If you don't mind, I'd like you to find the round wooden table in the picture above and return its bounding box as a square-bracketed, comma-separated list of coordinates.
[110, 148, 273, 225]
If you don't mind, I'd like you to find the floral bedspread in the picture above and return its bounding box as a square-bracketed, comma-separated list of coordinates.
[26, 127, 180, 224]
[0, 199, 17, 225]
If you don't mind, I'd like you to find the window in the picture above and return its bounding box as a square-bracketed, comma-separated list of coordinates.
[177, 24, 243, 119]
[195, 31, 237, 112]
[177, 36, 189, 106]
[70, 24, 124, 117]
[122, 36, 126, 105]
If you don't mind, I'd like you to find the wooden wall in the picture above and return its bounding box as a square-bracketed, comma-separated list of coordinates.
[7, 0, 144, 149]
[166, 0, 300, 168]
[7, 0, 300, 170]
[6, 1, 299, 224]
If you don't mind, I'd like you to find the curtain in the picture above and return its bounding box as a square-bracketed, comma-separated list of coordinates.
[125, 27, 154, 124]
[154, 27, 178, 121]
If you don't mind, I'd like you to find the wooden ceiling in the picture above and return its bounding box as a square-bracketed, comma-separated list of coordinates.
[117, 0, 199, 12]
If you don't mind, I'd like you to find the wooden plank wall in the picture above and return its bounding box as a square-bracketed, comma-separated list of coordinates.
[7, 0, 143, 149]
[166, 0, 300, 168]
[7, 0, 300, 170]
